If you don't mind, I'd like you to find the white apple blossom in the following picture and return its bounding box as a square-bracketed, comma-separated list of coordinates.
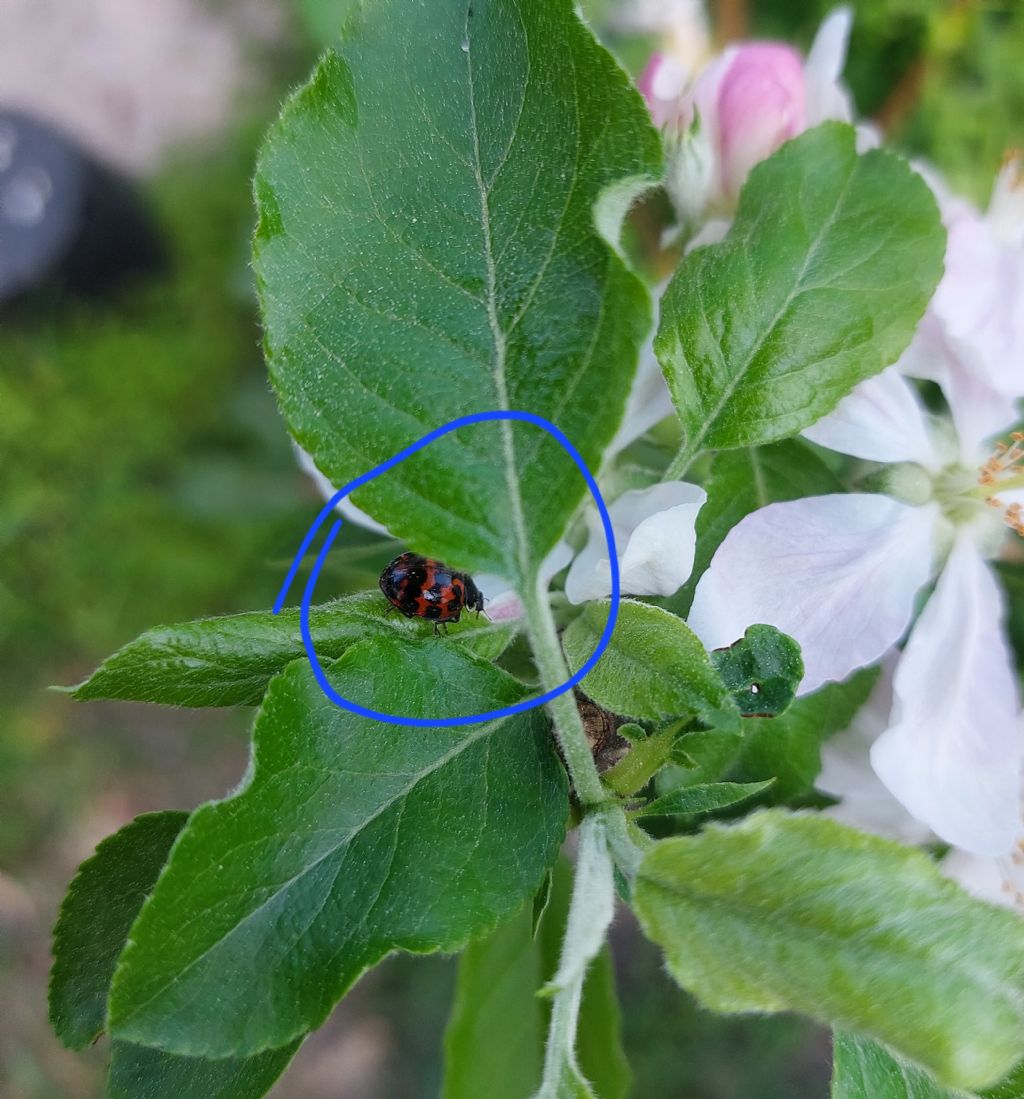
[688, 362, 1023, 856]
[817, 661, 1024, 913]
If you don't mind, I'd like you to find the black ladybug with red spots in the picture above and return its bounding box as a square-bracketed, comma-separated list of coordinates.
[379, 552, 485, 631]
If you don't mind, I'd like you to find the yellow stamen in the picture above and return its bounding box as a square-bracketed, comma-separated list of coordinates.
[974, 433, 1024, 536]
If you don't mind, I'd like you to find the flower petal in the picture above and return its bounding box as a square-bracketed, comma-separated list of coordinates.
[802, 366, 943, 468]
[941, 849, 1020, 911]
[818, 659, 936, 845]
[803, 6, 855, 126]
[715, 44, 806, 197]
[637, 52, 690, 129]
[870, 536, 1023, 855]
[688, 493, 939, 693]
[293, 443, 391, 536]
[565, 481, 706, 604]
[607, 299, 675, 459]
[477, 540, 574, 622]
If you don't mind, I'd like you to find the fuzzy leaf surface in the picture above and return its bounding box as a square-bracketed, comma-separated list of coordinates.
[254, 0, 661, 582]
[563, 600, 739, 727]
[635, 811, 1024, 1091]
[109, 640, 568, 1058]
[654, 123, 944, 461]
[69, 591, 515, 707]
[832, 1033, 1024, 1099]
[831, 1031, 975, 1099]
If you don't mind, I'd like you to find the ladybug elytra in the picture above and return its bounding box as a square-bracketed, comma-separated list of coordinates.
[379, 552, 484, 632]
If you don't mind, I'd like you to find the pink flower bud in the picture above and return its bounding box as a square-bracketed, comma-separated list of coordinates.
[714, 44, 806, 197]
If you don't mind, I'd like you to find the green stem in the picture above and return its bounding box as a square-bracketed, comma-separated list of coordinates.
[664, 438, 700, 482]
[534, 813, 614, 1099]
[521, 578, 606, 808]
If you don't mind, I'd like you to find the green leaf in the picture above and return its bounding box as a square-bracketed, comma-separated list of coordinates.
[634, 810, 1024, 1091]
[675, 439, 844, 614]
[48, 811, 298, 1097]
[562, 600, 739, 727]
[602, 725, 678, 797]
[731, 668, 879, 802]
[833, 1036, 1024, 1099]
[51, 812, 190, 1050]
[442, 902, 546, 1099]
[105, 1043, 299, 1099]
[254, 0, 661, 583]
[654, 123, 945, 465]
[831, 1031, 974, 1099]
[109, 639, 568, 1058]
[67, 591, 516, 707]
[442, 859, 629, 1099]
[709, 625, 803, 717]
[995, 562, 1024, 674]
[983, 1061, 1024, 1099]
[669, 727, 744, 785]
[632, 780, 773, 819]
[572, 943, 630, 1099]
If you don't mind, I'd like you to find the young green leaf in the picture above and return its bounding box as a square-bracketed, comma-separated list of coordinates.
[655, 123, 945, 468]
[833, 1035, 1024, 1099]
[562, 600, 740, 727]
[981, 1060, 1024, 1099]
[675, 439, 844, 614]
[634, 811, 1024, 1090]
[601, 725, 679, 797]
[109, 640, 568, 1058]
[632, 780, 773, 819]
[442, 859, 629, 1099]
[709, 625, 803, 717]
[730, 668, 879, 801]
[49, 811, 298, 1097]
[67, 591, 516, 707]
[831, 1031, 974, 1099]
[669, 727, 744, 785]
[254, 0, 661, 582]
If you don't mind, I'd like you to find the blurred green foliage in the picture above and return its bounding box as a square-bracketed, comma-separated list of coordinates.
[0, 132, 316, 871]
[0, 140, 302, 679]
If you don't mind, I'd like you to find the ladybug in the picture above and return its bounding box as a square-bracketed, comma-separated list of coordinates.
[379, 552, 485, 632]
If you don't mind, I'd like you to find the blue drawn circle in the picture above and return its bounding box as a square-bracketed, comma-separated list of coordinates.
[273, 410, 619, 727]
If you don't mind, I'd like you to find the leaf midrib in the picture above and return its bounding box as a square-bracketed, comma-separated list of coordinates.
[465, 2, 533, 586]
[113, 707, 514, 1029]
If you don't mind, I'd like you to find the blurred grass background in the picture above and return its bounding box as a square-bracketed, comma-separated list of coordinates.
[1, 1, 1021, 1096]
